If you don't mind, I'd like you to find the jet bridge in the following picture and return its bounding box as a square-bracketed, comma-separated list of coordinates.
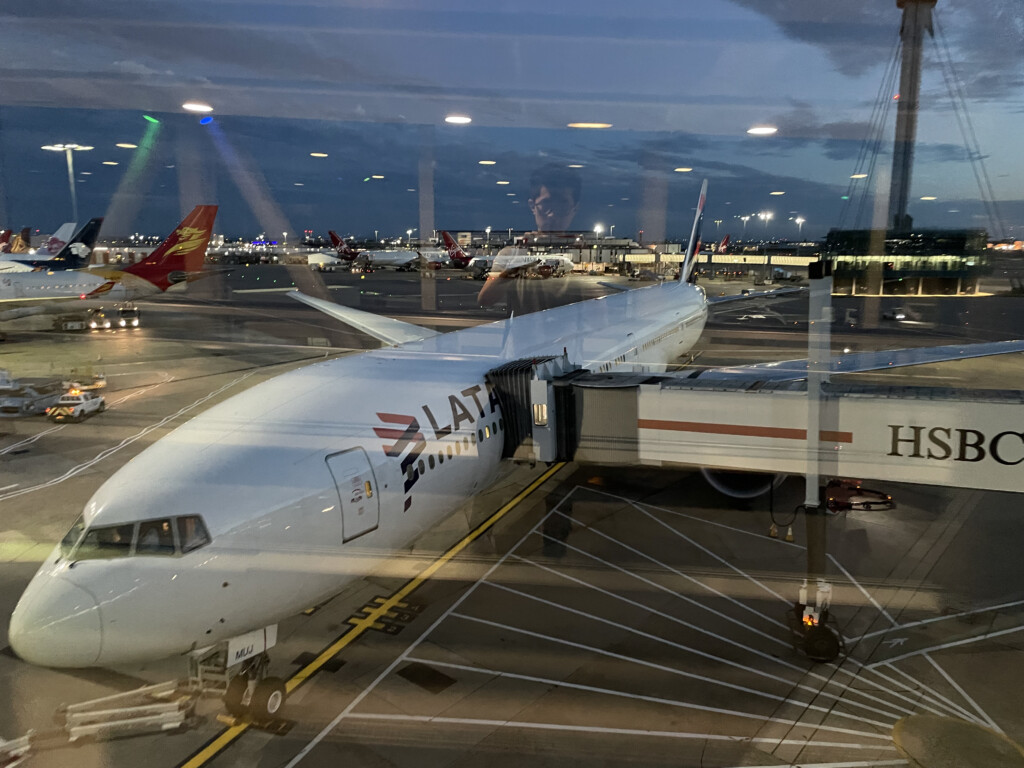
[509, 366, 1024, 495]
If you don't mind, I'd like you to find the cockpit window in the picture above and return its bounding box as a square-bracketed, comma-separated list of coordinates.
[136, 519, 175, 555]
[177, 515, 211, 553]
[60, 516, 86, 558]
[75, 524, 136, 560]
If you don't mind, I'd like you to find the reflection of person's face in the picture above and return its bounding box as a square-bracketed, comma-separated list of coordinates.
[529, 185, 578, 232]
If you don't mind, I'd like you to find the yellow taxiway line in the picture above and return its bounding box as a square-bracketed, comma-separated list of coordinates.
[179, 461, 566, 768]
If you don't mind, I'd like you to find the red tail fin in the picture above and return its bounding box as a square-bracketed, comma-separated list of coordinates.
[328, 230, 359, 260]
[719, 234, 730, 252]
[0, 229, 11, 252]
[123, 206, 217, 291]
[440, 231, 470, 267]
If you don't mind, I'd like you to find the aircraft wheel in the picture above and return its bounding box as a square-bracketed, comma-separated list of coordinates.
[251, 677, 286, 720]
[98, 402, 106, 413]
[224, 675, 249, 717]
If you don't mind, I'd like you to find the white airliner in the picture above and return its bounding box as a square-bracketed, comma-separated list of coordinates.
[0, 207, 216, 323]
[10, 182, 1024, 720]
[0, 222, 76, 258]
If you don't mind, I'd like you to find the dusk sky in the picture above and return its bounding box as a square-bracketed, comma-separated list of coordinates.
[0, 0, 1020, 241]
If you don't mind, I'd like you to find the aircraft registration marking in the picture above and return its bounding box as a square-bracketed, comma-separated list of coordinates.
[177, 461, 567, 768]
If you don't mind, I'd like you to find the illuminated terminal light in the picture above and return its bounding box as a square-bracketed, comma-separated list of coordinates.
[850, 173, 868, 179]
[496, 180, 510, 185]
[674, 167, 693, 173]
[746, 125, 778, 136]
[444, 114, 472, 125]
[309, 152, 328, 158]
[143, 115, 160, 124]
[199, 116, 213, 125]
[478, 160, 496, 165]
[115, 143, 137, 149]
[770, 191, 786, 196]
[182, 102, 213, 113]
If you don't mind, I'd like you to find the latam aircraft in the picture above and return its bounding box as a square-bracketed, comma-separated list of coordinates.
[0, 207, 216, 323]
[10, 183, 1023, 720]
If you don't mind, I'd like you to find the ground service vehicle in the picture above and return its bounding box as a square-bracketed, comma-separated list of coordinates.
[45, 390, 106, 422]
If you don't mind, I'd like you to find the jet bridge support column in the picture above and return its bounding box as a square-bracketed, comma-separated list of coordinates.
[796, 260, 842, 662]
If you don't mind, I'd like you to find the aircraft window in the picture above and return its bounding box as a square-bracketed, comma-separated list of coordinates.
[137, 519, 175, 555]
[75, 523, 136, 560]
[455, 441, 461, 455]
[418, 459, 426, 474]
[447, 445, 453, 458]
[463, 437, 470, 448]
[177, 515, 211, 554]
[438, 452, 444, 464]
[428, 455, 435, 469]
[492, 422, 497, 434]
[60, 515, 86, 559]
[477, 429, 483, 442]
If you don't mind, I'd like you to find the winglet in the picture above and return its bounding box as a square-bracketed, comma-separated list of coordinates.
[679, 179, 707, 283]
[288, 291, 440, 346]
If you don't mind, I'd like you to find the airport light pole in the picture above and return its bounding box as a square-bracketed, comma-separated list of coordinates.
[41, 143, 93, 223]
[758, 211, 773, 238]
[594, 224, 603, 240]
[741, 215, 750, 236]
[795, 217, 805, 238]
[485, 226, 491, 246]
[609, 225, 615, 238]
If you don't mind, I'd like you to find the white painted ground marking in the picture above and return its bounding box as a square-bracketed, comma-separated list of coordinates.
[554, 512, 790, 631]
[345, 712, 898, 752]
[723, 761, 906, 768]
[827, 554, 898, 629]
[0, 484, 19, 492]
[854, 599, 1024, 641]
[864, 625, 1024, 669]
[842, 656, 971, 722]
[882, 663, 983, 724]
[282, 487, 573, 767]
[632, 501, 791, 603]
[0, 371, 256, 502]
[484, 578, 904, 724]
[455, 601, 894, 731]
[923, 654, 1003, 734]
[402, 657, 894, 742]
[587, 487, 806, 550]
[513, 554, 916, 720]
[0, 425, 65, 454]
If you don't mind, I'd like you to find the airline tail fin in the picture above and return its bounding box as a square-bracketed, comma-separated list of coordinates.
[718, 234, 730, 252]
[0, 229, 11, 252]
[122, 206, 217, 291]
[328, 230, 360, 260]
[440, 231, 471, 267]
[38, 222, 77, 257]
[15, 218, 104, 270]
[679, 179, 707, 284]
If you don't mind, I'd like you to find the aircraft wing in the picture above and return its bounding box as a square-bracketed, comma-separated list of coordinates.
[288, 290, 441, 346]
[683, 339, 1024, 382]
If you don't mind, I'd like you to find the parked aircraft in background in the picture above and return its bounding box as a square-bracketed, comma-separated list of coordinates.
[11, 182, 1024, 722]
[0, 206, 216, 323]
[0, 218, 104, 273]
[327, 231, 361, 260]
[440, 231, 472, 268]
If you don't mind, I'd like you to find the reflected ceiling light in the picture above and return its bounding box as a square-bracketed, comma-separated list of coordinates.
[770, 191, 785, 196]
[310, 152, 328, 158]
[42, 143, 93, 152]
[102, 161, 119, 166]
[496, 180, 510, 185]
[80, 172, 92, 176]
[445, 114, 472, 125]
[567, 122, 612, 129]
[746, 125, 778, 136]
[567, 164, 584, 168]
[920, 196, 937, 200]
[506, 193, 516, 196]
[116, 143, 137, 149]
[674, 167, 693, 173]
[850, 173, 868, 179]
[371, 174, 385, 179]
[478, 160, 496, 165]
[407, 188, 417, 192]
[293, 183, 304, 186]
[143, 115, 160, 124]
[199, 116, 214, 125]
[182, 102, 213, 113]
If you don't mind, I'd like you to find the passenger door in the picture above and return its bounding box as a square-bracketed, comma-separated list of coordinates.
[325, 447, 380, 542]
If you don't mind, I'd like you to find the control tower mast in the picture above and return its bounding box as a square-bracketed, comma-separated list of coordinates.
[888, 0, 936, 233]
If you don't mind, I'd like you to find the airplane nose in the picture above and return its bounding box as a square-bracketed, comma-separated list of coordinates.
[9, 576, 102, 667]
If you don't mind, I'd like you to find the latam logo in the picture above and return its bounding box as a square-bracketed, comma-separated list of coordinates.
[374, 412, 426, 511]
[888, 424, 1024, 466]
